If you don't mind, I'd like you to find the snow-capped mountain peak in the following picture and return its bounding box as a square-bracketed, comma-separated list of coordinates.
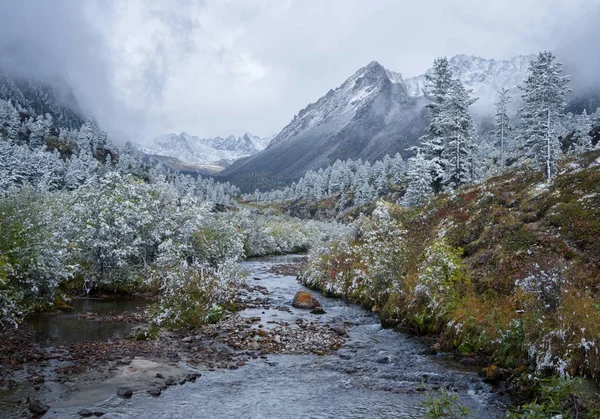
[271, 60, 409, 147]
[404, 54, 534, 115]
[141, 132, 271, 169]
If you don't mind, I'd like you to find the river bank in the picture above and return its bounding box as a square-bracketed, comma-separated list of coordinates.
[1, 255, 506, 418]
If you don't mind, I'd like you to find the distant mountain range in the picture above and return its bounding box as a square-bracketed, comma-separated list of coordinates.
[140, 132, 273, 172]
[219, 54, 534, 191]
[4, 53, 589, 192]
[404, 54, 534, 116]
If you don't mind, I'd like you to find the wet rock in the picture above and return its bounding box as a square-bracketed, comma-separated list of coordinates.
[181, 336, 194, 343]
[93, 412, 105, 417]
[185, 372, 201, 382]
[476, 253, 491, 265]
[427, 342, 442, 355]
[292, 290, 321, 309]
[165, 377, 177, 386]
[330, 325, 348, 336]
[376, 355, 393, 364]
[155, 373, 164, 379]
[78, 409, 93, 417]
[380, 318, 399, 328]
[311, 307, 326, 315]
[28, 399, 49, 415]
[28, 375, 45, 384]
[481, 365, 505, 384]
[117, 387, 133, 399]
[147, 388, 162, 397]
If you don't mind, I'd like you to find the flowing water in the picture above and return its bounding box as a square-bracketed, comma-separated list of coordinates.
[42, 255, 507, 418]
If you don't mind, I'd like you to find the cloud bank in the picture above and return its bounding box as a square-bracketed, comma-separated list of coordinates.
[0, 0, 598, 142]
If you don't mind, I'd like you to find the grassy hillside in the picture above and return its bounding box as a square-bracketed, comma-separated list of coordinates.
[301, 150, 600, 413]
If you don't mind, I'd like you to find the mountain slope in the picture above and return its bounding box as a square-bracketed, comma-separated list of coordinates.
[220, 55, 536, 192]
[220, 61, 428, 191]
[0, 72, 86, 130]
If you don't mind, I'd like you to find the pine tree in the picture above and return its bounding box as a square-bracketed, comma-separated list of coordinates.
[421, 57, 455, 190]
[401, 150, 433, 208]
[519, 51, 571, 179]
[494, 88, 512, 170]
[439, 80, 478, 189]
[390, 152, 406, 185]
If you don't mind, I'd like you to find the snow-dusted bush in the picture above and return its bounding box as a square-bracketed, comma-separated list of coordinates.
[301, 201, 406, 309]
[64, 172, 211, 290]
[405, 239, 469, 333]
[149, 258, 243, 328]
[228, 210, 350, 257]
[0, 187, 72, 327]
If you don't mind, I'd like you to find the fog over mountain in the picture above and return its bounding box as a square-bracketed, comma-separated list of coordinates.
[0, 0, 599, 144]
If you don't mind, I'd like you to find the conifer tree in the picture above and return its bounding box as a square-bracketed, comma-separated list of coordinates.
[401, 150, 433, 208]
[519, 51, 570, 179]
[494, 88, 512, 170]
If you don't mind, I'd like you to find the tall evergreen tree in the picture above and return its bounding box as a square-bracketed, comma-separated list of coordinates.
[439, 80, 478, 189]
[519, 51, 570, 179]
[494, 88, 512, 170]
[401, 150, 433, 208]
[421, 57, 455, 190]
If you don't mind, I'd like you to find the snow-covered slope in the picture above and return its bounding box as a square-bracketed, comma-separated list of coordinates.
[404, 54, 534, 116]
[221, 61, 426, 190]
[220, 54, 538, 191]
[142, 132, 269, 168]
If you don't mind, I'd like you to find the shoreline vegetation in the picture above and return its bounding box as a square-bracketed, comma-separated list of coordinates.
[299, 151, 600, 417]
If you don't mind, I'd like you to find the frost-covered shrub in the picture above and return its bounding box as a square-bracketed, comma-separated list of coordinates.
[234, 210, 350, 257]
[301, 201, 405, 309]
[149, 255, 244, 328]
[404, 239, 469, 333]
[0, 187, 71, 327]
[65, 172, 210, 290]
[516, 263, 565, 312]
[192, 219, 244, 266]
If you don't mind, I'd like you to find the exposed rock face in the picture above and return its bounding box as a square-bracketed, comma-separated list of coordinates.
[292, 290, 321, 309]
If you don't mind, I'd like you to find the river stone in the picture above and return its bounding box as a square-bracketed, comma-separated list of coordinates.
[186, 372, 201, 382]
[29, 399, 50, 415]
[147, 388, 162, 397]
[78, 409, 93, 417]
[292, 290, 321, 309]
[117, 387, 133, 399]
[311, 307, 326, 315]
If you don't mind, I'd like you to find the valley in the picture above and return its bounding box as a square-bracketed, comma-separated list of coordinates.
[1, 6, 600, 417]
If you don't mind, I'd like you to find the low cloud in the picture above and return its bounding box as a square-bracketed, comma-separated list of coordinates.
[0, 0, 598, 143]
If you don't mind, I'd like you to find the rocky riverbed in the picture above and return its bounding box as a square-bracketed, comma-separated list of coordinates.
[0, 255, 507, 418]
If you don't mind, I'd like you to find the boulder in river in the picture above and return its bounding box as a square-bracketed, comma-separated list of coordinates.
[78, 409, 93, 417]
[117, 387, 133, 399]
[28, 399, 50, 415]
[292, 290, 321, 309]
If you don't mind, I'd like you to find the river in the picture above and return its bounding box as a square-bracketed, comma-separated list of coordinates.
[5, 255, 507, 418]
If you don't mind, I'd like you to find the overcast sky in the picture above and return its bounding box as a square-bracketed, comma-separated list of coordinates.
[0, 0, 599, 142]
